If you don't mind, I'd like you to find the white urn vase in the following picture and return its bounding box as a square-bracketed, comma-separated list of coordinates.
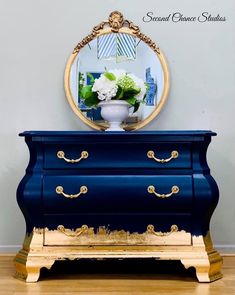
[98, 100, 130, 131]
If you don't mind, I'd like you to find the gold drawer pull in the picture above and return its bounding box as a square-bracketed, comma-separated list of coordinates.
[147, 150, 178, 163]
[147, 224, 178, 236]
[57, 225, 88, 237]
[57, 150, 89, 163]
[147, 185, 179, 198]
[56, 185, 88, 199]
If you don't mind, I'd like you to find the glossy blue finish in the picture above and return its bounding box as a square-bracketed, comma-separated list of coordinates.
[43, 175, 193, 214]
[17, 131, 219, 236]
[44, 142, 191, 170]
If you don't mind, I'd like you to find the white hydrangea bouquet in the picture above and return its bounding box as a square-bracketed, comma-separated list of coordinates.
[80, 69, 148, 113]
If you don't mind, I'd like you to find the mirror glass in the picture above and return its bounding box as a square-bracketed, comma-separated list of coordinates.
[68, 32, 165, 128]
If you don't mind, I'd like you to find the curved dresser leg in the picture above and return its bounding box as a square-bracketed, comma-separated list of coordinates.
[15, 252, 55, 282]
[181, 250, 223, 282]
[181, 233, 223, 282]
[24, 265, 41, 283]
[26, 258, 55, 282]
[14, 228, 56, 282]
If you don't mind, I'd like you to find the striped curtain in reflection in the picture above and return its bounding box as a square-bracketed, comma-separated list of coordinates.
[97, 33, 136, 62]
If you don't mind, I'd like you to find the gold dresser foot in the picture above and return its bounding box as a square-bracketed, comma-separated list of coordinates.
[14, 228, 55, 283]
[15, 251, 55, 283]
[181, 232, 223, 282]
[181, 252, 223, 282]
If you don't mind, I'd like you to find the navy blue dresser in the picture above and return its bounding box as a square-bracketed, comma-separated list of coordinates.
[15, 131, 222, 282]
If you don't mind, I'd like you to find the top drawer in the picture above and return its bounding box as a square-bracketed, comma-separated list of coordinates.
[44, 142, 191, 170]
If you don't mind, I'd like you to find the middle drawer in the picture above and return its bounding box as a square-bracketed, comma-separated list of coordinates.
[43, 175, 193, 214]
[44, 143, 191, 170]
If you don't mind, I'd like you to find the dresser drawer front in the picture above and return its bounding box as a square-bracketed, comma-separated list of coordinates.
[44, 214, 192, 246]
[43, 175, 193, 214]
[44, 143, 191, 170]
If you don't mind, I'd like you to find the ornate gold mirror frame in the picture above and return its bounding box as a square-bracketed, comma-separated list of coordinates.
[64, 11, 170, 131]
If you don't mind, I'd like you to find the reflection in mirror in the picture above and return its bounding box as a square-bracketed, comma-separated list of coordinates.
[69, 33, 164, 126]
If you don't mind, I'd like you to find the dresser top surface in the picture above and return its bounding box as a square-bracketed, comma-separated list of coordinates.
[19, 130, 216, 137]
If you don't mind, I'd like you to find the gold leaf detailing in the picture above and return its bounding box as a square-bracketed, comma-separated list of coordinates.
[55, 224, 181, 245]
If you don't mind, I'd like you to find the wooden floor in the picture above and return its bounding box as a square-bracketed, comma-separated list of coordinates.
[0, 255, 234, 295]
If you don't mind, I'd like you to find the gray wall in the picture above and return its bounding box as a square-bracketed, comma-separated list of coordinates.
[0, 0, 234, 252]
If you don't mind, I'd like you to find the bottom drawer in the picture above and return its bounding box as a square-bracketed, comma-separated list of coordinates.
[44, 214, 192, 246]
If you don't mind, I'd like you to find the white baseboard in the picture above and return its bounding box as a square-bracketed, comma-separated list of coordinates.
[0, 245, 21, 253]
[0, 245, 235, 254]
[215, 245, 235, 254]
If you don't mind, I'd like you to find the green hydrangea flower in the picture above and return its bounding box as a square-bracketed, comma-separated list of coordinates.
[117, 75, 136, 91]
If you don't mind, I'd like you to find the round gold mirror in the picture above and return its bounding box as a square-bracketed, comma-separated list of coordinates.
[64, 11, 169, 131]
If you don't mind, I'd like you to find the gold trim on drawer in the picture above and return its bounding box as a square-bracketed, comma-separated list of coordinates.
[147, 150, 179, 163]
[57, 150, 89, 163]
[47, 224, 189, 246]
[147, 185, 179, 198]
[55, 185, 88, 199]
